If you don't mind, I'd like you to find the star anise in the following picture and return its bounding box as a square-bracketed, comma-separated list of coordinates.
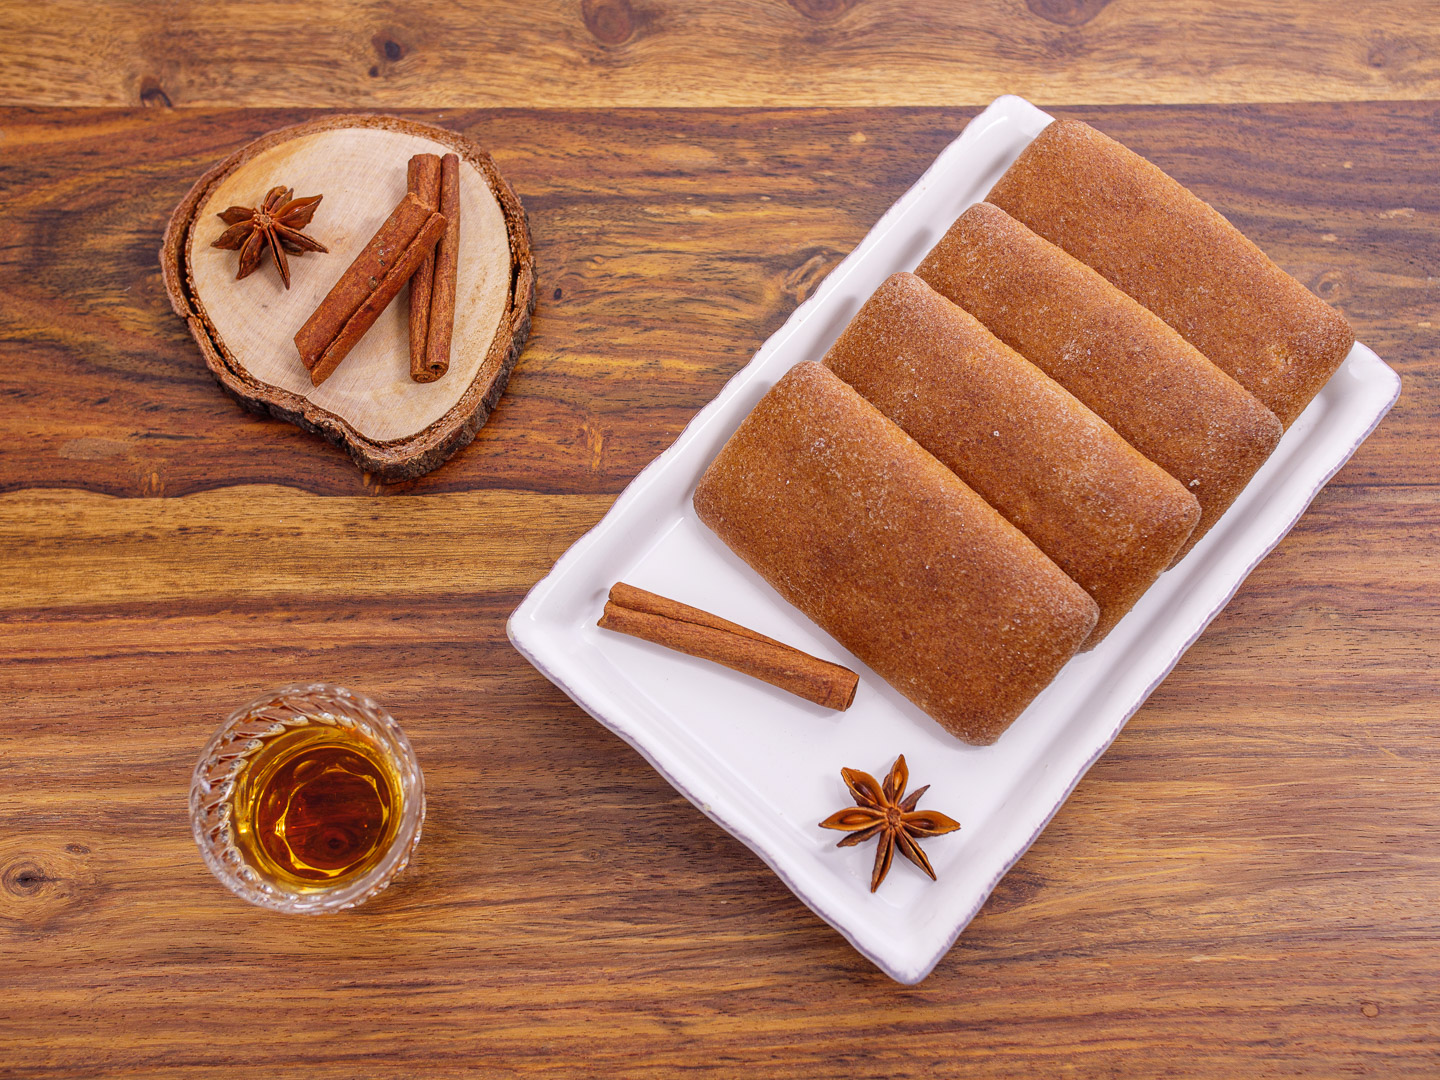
[819, 755, 960, 892]
[211, 185, 328, 289]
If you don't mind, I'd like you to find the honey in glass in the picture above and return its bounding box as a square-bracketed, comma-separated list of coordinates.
[190, 684, 425, 914]
[231, 723, 403, 889]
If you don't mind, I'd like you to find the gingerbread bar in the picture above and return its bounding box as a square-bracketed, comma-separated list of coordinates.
[986, 119, 1354, 428]
[916, 202, 1283, 556]
[824, 273, 1199, 644]
[693, 361, 1098, 745]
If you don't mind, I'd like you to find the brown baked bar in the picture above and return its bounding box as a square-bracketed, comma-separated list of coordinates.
[824, 273, 1198, 645]
[986, 119, 1354, 428]
[693, 361, 1098, 745]
[916, 202, 1283, 557]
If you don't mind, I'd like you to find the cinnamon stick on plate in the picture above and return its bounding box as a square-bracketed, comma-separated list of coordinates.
[406, 153, 443, 377]
[414, 152, 461, 384]
[598, 582, 858, 711]
[294, 192, 447, 386]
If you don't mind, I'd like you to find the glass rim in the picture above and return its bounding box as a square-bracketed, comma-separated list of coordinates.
[189, 682, 425, 914]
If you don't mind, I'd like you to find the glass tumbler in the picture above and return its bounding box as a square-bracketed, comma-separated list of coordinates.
[190, 683, 425, 914]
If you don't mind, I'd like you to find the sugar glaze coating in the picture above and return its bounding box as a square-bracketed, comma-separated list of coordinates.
[988, 119, 1354, 428]
[693, 362, 1098, 745]
[824, 273, 1198, 644]
[917, 202, 1282, 556]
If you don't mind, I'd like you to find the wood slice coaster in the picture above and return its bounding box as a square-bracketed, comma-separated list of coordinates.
[160, 114, 535, 480]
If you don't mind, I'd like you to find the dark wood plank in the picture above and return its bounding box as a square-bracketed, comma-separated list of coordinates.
[0, 104, 1435, 499]
[2, 483, 1438, 1076]
[1, 1, 1438, 108]
[2, 103, 1439, 1077]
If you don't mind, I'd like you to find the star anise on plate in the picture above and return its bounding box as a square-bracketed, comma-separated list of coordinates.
[211, 185, 328, 289]
[819, 755, 960, 892]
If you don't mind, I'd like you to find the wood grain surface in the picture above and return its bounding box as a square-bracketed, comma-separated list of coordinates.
[2, 102, 1438, 1077]
[3, 1, 1440, 107]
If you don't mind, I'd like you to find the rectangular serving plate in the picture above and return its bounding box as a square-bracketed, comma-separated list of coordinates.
[507, 95, 1401, 984]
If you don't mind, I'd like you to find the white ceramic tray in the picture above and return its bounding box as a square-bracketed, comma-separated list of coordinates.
[507, 95, 1401, 984]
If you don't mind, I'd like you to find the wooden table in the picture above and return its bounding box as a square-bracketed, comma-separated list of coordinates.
[2, 4, 1437, 1076]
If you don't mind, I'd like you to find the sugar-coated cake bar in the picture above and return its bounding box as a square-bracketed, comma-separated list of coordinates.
[917, 202, 1283, 557]
[693, 361, 1098, 745]
[824, 273, 1199, 644]
[987, 119, 1354, 428]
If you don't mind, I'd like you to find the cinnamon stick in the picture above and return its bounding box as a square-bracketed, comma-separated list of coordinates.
[415, 152, 460, 383]
[294, 192, 447, 386]
[406, 153, 443, 380]
[597, 582, 858, 711]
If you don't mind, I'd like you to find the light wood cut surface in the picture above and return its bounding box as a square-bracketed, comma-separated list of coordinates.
[2, 101, 1438, 1077]
[188, 124, 510, 441]
[1, 0, 1439, 107]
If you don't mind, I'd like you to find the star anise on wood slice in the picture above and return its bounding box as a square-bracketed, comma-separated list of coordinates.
[211, 185, 328, 289]
[819, 755, 960, 892]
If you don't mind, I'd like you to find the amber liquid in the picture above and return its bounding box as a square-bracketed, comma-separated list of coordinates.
[230, 722, 403, 891]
